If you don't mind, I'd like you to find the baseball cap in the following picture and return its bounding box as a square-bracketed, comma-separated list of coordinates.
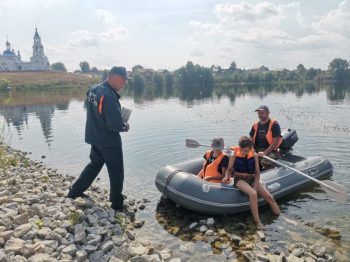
[255, 105, 270, 112]
[109, 66, 131, 80]
[211, 137, 225, 151]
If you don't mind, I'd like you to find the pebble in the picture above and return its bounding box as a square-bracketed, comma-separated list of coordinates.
[311, 244, 326, 258]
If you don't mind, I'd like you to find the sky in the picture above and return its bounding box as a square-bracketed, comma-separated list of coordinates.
[0, 0, 349, 71]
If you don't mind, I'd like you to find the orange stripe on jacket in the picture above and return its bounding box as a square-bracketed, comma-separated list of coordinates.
[98, 95, 104, 114]
[252, 118, 282, 150]
[198, 150, 226, 183]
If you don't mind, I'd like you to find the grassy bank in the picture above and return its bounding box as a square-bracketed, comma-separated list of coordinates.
[0, 72, 100, 91]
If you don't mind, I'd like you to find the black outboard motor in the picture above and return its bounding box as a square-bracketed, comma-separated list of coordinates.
[279, 129, 298, 155]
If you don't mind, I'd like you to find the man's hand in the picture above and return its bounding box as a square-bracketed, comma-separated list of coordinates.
[122, 122, 130, 132]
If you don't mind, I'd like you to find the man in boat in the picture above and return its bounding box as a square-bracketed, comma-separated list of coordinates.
[249, 105, 282, 170]
[197, 137, 229, 183]
[68, 66, 130, 212]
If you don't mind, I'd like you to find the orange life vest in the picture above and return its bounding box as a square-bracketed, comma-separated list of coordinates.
[252, 118, 283, 150]
[198, 151, 226, 183]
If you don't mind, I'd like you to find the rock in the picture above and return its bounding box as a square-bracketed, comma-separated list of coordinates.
[199, 225, 208, 233]
[89, 250, 105, 261]
[62, 244, 77, 256]
[192, 233, 204, 241]
[86, 234, 102, 246]
[13, 223, 32, 238]
[242, 251, 255, 261]
[13, 213, 29, 225]
[73, 197, 89, 208]
[292, 248, 304, 257]
[86, 214, 98, 225]
[304, 257, 316, 262]
[37, 227, 52, 239]
[74, 224, 86, 244]
[0, 250, 8, 262]
[109, 258, 125, 262]
[133, 220, 145, 229]
[83, 245, 98, 253]
[287, 254, 304, 262]
[189, 222, 198, 230]
[206, 217, 215, 226]
[256, 253, 270, 262]
[129, 243, 147, 256]
[76, 250, 88, 262]
[0, 226, 6, 233]
[229, 234, 242, 244]
[112, 235, 125, 246]
[130, 256, 148, 262]
[30, 253, 54, 262]
[0, 218, 12, 230]
[101, 240, 114, 253]
[205, 230, 214, 236]
[0, 231, 13, 241]
[4, 237, 25, 254]
[114, 248, 131, 261]
[304, 251, 317, 260]
[311, 244, 326, 258]
[257, 230, 265, 241]
[126, 230, 135, 240]
[214, 241, 222, 250]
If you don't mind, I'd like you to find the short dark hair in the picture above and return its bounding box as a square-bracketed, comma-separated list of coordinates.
[239, 136, 253, 148]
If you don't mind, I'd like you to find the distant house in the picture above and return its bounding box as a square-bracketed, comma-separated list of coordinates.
[0, 28, 50, 72]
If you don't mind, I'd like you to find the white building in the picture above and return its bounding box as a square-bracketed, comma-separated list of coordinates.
[0, 28, 50, 71]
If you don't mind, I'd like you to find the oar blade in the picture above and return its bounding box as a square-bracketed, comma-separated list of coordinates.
[321, 180, 348, 203]
[185, 139, 200, 148]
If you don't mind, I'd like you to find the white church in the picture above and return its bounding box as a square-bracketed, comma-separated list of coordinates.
[0, 28, 50, 72]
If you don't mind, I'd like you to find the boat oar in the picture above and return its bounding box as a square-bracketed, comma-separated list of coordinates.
[186, 138, 231, 151]
[186, 139, 212, 149]
[262, 155, 347, 203]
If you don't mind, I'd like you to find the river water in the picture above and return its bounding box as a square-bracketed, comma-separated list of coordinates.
[0, 83, 349, 260]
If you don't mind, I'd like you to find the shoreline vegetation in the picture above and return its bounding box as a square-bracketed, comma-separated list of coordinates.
[0, 72, 99, 91]
[0, 142, 346, 261]
[1, 58, 349, 96]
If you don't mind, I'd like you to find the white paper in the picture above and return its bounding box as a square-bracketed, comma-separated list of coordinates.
[121, 107, 132, 123]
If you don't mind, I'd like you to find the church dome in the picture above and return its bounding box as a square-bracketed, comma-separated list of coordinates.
[3, 49, 15, 56]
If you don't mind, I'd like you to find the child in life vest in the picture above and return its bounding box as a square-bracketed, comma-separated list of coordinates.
[197, 137, 229, 183]
[223, 136, 280, 229]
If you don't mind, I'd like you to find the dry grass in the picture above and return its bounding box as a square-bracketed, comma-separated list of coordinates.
[0, 71, 99, 90]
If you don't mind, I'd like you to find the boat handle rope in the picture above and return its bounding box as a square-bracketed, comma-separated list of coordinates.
[162, 169, 181, 199]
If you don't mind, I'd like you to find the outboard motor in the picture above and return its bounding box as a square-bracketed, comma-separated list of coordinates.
[279, 129, 298, 155]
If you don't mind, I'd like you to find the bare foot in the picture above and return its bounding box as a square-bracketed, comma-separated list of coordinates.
[256, 223, 265, 230]
[280, 214, 298, 225]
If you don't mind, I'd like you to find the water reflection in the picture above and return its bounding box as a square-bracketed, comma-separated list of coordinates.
[127, 81, 350, 104]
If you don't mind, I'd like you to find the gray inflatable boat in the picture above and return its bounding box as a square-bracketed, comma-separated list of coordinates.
[155, 130, 334, 215]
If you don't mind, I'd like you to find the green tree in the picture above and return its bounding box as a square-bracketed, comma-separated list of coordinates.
[51, 62, 67, 72]
[91, 67, 98, 73]
[131, 74, 145, 95]
[328, 58, 350, 81]
[79, 61, 90, 73]
[296, 64, 306, 78]
[152, 73, 164, 94]
[229, 61, 237, 72]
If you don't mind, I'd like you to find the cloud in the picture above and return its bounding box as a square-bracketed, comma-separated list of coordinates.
[214, 1, 280, 23]
[99, 26, 128, 41]
[190, 49, 205, 57]
[67, 30, 99, 47]
[96, 9, 118, 26]
[314, 0, 350, 38]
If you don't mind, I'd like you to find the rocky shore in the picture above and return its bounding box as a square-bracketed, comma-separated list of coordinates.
[0, 144, 178, 262]
[0, 143, 346, 261]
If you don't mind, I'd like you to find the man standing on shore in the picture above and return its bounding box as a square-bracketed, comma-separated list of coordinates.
[68, 66, 130, 212]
